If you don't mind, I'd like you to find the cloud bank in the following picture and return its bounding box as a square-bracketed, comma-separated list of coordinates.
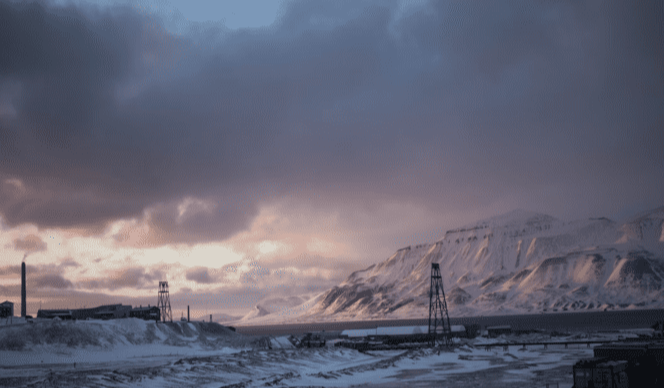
[0, 0, 661, 315]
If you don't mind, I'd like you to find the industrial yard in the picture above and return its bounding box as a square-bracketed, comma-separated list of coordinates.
[0, 314, 662, 387]
[0, 321, 597, 387]
[0, 341, 595, 387]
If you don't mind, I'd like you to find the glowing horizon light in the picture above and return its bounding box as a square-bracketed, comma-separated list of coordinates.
[258, 240, 280, 254]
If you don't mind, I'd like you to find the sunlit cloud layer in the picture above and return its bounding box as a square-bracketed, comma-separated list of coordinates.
[0, 0, 662, 316]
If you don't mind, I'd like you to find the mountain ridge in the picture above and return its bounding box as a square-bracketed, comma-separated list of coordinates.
[238, 207, 664, 324]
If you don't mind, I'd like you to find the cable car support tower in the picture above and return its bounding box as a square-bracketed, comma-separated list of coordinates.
[157, 281, 173, 323]
[428, 263, 452, 347]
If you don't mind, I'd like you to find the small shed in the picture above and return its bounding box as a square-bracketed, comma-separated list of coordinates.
[0, 301, 14, 317]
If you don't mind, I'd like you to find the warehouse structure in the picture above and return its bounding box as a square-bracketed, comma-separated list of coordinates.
[37, 309, 73, 320]
[573, 341, 664, 387]
[129, 305, 161, 321]
[37, 304, 133, 320]
[94, 304, 132, 320]
[486, 325, 512, 337]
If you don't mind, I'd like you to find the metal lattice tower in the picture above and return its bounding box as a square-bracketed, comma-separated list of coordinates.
[157, 281, 172, 323]
[428, 263, 452, 347]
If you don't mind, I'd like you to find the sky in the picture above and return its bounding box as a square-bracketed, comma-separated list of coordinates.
[0, 0, 662, 319]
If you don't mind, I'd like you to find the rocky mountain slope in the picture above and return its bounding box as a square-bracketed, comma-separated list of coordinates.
[296, 207, 664, 321]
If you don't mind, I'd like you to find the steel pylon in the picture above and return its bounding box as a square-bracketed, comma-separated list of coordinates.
[157, 281, 173, 323]
[428, 263, 452, 347]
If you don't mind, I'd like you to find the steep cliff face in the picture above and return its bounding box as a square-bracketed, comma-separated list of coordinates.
[300, 208, 664, 321]
[616, 207, 664, 245]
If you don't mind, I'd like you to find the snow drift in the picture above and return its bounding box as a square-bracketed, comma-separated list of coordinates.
[0, 318, 247, 353]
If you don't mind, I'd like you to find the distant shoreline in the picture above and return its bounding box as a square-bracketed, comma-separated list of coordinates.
[234, 308, 664, 335]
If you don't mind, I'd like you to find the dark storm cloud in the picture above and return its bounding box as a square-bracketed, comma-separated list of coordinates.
[78, 266, 164, 290]
[0, 0, 661, 240]
[60, 258, 81, 268]
[33, 274, 73, 289]
[13, 234, 47, 252]
[185, 266, 225, 284]
[0, 264, 37, 276]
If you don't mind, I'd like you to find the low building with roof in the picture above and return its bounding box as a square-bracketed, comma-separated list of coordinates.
[486, 325, 512, 337]
[0, 301, 14, 318]
[37, 309, 73, 320]
[130, 305, 160, 321]
[91, 304, 132, 320]
[38, 304, 132, 320]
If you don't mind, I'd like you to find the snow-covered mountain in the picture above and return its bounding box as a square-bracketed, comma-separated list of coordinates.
[239, 305, 272, 322]
[295, 207, 664, 322]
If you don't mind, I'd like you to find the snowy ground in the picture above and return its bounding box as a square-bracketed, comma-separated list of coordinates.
[0, 341, 595, 387]
[2, 318, 639, 387]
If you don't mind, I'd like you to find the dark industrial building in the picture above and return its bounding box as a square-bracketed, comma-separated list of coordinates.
[573, 342, 664, 387]
[129, 305, 160, 321]
[93, 304, 132, 320]
[486, 325, 512, 337]
[37, 304, 132, 320]
[0, 301, 14, 317]
[38, 309, 73, 320]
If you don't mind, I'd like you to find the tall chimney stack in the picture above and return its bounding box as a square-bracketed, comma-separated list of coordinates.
[187, 305, 190, 322]
[21, 262, 26, 317]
